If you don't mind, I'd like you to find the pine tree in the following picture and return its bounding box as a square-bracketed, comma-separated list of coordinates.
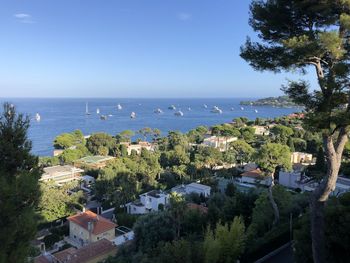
[0, 103, 41, 263]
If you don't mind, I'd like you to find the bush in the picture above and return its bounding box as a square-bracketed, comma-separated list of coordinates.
[43, 233, 61, 249]
[117, 213, 138, 228]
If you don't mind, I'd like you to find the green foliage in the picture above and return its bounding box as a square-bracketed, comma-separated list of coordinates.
[256, 143, 291, 175]
[271, 125, 294, 145]
[228, 140, 255, 164]
[86, 132, 115, 155]
[203, 217, 246, 263]
[53, 130, 85, 149]
[59, 145, 89, 164]
[0, 103, 41, 263]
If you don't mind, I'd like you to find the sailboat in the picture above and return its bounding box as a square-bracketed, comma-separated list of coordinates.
[35, 113, 41, 122]
[255, 109, 258, 113]
[130, 112, 136, 119]
[117, 104, 122, 110]
[174, 110, 184, 116]
[85, 102, 91, 115]
[96, 108, 100, 114]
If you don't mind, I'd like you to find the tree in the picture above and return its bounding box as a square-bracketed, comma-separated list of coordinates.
[53, 130, 85, 149]
[0, 103, 41, 263]
[203, 217, 246, 263]
[256, 143, 291, 225]
[86, 132, 115, 155]
[241, 2, 350, 261]
[270, 125, 294, 145]
[229, 140, 255, 165]
[137, 127, 153, 141]
[119, 130, 134, 142]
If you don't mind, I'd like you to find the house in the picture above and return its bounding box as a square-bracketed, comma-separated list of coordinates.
[201, 136, 238, 152]
[113, 226, 134, 246]
[67, 210, 117, 247]
[240, 169, 271, 186]
[300, 176, 350, 196]
[279, 170, 306, 189]
[252, 125, 270, 136]
[172, 183, 211, 197]
[35, 238, 117, 263]
[291, 152, 313, 164]
[126, 190, 169, 214]
[121, 141, 155, 155]
[41, 165, 84, 185]
[74, 156, 115, 169]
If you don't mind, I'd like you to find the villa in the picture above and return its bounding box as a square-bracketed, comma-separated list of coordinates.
[121, 141, 155, 155]
[252, 125, 270, 136]
[126, 190, 169, 214]
[41, 165, 84, 185]
[172, 182, 212, 197]
[240, 169, 271, 186]
[67, 210, 117, 247]
[291, 152, 313, 164]
[201, 135, 238, 152]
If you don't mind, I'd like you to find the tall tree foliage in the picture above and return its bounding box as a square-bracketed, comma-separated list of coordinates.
[0, 103, 41, 263]
[241, 1, 350, 262]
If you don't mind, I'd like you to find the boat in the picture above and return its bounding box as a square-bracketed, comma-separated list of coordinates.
[117, 104, 122, 110]
[188, 107, 191, 111]
[130, 112, 136, 119]
[108, 114, 113, 117]
[85, 102, 91, 115]
[154, 108, 163, 114]
[203, 104, 208, 109]
[168, 105, 176, 110]
[230, 107, 235, 111]
[240, 107, 244, 110]
[174, 110, 184, 117]
[96, 108, 100, 114]
[35, 113, 41, 122]
[100, 115, 107, 120]
[255, 109, 258, 113]
[211, 106, 223, 114]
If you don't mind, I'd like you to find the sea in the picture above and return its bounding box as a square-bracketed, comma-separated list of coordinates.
[0, 98, 300, 156]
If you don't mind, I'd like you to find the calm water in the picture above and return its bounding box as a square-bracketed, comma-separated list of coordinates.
[0, 98, 299, 156]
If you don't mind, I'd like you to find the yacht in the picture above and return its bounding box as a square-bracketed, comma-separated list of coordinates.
[211, 106, 223, 114]
[255, 109, 258, 113]
[174, 110, 184, 117]
[35, 113, 41, 122]
[230, 107, 235, 111]
[203, 104, 208, 109]
[108, 114, 113, 117]
[130, 112, 136, 119]
[117, 104, 122, 110]
[240, 107, 244, 111]
[96, 108, 100, 114]
[154, 108, 163, 114]
[85, 102, 91, 115]
[100, 115, 107, 120]
[168, 105, 176, 110]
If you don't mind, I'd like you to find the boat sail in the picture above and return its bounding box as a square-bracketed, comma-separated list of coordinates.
[85, 102, 91, 115]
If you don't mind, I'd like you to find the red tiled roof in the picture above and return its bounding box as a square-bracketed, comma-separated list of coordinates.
[67, 210, 117, 235]
[34, 255, 51, 263]
[53, 239, 117, 263]
[241, 169, 263, 178]
[187, 203, 208, 214]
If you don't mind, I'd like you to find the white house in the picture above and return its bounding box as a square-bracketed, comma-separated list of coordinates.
[279, 170, 305, 189]
[202, 136, 238, 152]
[126, 190, 169, 214]
[172, 183, 211, 197]
[121, 141, 155, 155]
[252, 125, 270, 136]
[41, 165, 84, 185]
[240, 169, 271, 186]
[291, 152, 313, 164]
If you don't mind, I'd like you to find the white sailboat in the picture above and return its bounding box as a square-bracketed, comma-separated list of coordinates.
[85, 102, 91, 115]
[168, 105, 176, 110]
[255, 109, 258, 113]
[96, 108, 100, 114]
[35, 113, 41, 122]
[211, 106, 223, 114]
[117, 104, 122, 110]
[203, 104, 208, 109]
[154, 108, 163, 114]
[130, 112, 136, 119]
[240, 107, 244, 111]
[174, 110, 184, 117]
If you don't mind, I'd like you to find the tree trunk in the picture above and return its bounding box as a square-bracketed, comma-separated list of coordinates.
[268, 174, 280, 226]
[310, 132, 348, 263]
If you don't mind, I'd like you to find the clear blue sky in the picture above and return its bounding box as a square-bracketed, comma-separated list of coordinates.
[0, 0, 315, 98]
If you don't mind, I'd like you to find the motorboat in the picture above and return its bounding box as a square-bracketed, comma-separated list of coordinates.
[203, 104, 208, 109]
[168, 105, 176, 110]
[255, 109, 258, 113]
[96, 108, 100, 114]
[240, 107, 244, 110]
[174, 110, 184, 117]
[117, 104, 122, 110]
[154, 108, 163, 114]
[100, 115, 107, 120]
[130, 112, 136, 119]
[211, 106, 223, 114]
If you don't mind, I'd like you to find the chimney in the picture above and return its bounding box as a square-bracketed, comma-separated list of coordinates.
[82, 207, 86, 213]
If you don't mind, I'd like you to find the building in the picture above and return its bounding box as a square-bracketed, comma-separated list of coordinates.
[41, 165, 84, 185]
[35, 238, 117, 263]
[279, 170, 306, 189]
[291, 152, 313, 164]
[74, 156, 115, 169]
[121, 141, 155, 155]
[252, 125, 270, 136]
[126, 190, 169, 214]
[201, 136, 238, 152]
[67, 210, 117, 246]
[113, 226, 134, 246]
[172, 182, 212, 197]
[240, 169, 271, 186]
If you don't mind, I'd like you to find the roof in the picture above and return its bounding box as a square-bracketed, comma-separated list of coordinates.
[187, 182, 211, 191]
[43, 165, 83, 175]
[34, 255, 51, 263]
[241, 169, 263, 179]
[187, 203, 208, 214]
[76, 156, 114, 164]
[67, 210, 117, 235]
[52, 239, 117, 263]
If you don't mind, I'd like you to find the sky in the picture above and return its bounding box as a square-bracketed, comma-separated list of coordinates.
[0, 0, 316, 98]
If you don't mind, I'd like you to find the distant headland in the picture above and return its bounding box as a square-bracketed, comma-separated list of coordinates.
[240, 96, 300, 107]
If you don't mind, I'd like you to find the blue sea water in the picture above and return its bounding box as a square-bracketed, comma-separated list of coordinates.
[0, 98, 299, 156]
